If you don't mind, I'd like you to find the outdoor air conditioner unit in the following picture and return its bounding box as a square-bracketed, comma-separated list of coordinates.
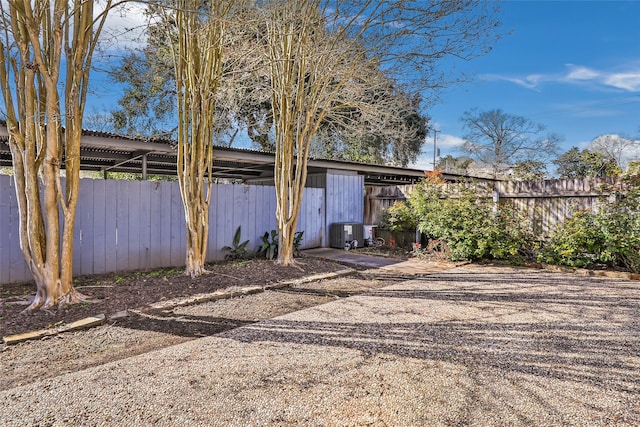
[329, 222, 364, 249]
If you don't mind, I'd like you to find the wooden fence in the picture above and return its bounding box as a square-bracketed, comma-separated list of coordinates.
[0, 175, 324, 285]
[365, 177, 622, 238]
[494, 177, 621, 238]
[364, 184, 415, 225]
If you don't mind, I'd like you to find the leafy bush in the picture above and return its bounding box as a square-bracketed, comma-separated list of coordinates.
[378, 201, 418, 232]
[222, 226, 251, 260]
[538, 211, 604, 268]
[540, 180, 640, 272]
[409, 175, 535, 262]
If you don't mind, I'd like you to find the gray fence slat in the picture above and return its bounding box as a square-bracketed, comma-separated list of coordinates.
[156, 182, 171, 268]
[215, 184, 233, 259]
[115, 180, 130, 271]
[128, 181, 143, 270]
[207, 184, 219, 260]
[92, 179, 107, 275]
[127, 181, 142, 271]
[103, 180, 118, 273]
[0, 175, 10, 284]
[8, 177, 27, 283]
[170, 183, 183, 267]
[148, 182, 163, 269]
[77, 179, 95, 275]
[138, 181, 152, 270]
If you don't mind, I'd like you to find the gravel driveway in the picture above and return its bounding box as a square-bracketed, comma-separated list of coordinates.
[1, 264, 639, 426]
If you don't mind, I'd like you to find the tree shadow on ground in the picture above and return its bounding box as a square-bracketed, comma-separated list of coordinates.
[115, 312, 256, 338]
[225, 269, 640, 394]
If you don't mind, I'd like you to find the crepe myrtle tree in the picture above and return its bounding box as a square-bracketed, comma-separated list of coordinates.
[157, 0, 244, 277]
[0, 0, 114, 310]
[258, 0, 502, 266]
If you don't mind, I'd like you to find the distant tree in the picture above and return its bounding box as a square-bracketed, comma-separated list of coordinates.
[84, 110, 118, 133]
[589, 134, 640, 170]
[460, 108, 560, 178]
[312, 91, 429, 167]
[626, 160, 640, 176]
[110, 27, 176, 137]
[510, 160, 547, 181]
[436, 155, 474, 174]
[554, 147, 622, 178]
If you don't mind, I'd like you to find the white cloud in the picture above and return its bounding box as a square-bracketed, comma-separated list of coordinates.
[410, 133, 466, 171]
[482, 63, 640, 92]
[604, 73, 640, 91]
[565, 65, 600, 81]
[437, 133, 466, 149]
[411, 155, 433, 171]
[482, 73, 546, 90]
[97, 3, 149, 52]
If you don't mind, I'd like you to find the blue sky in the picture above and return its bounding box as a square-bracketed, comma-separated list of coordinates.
[412, 0, 640, 170]
[85, 1, 640, 172]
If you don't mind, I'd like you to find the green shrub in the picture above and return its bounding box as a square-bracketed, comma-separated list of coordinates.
[257, 229, 304, 260]
[540, 180, 640, 272]
[538, 210, 603, 268]
[409, 175, 535, 262]
[378, 201, 418, 232]
[258, 230, 279, 260]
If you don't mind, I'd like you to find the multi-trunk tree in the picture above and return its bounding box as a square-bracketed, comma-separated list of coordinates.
[260, 0, 502, 265]
[159, 0, 241, 277]
[0, 0, 112, 309]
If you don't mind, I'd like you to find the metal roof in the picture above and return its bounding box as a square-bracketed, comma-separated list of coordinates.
[0, 125, 486, 185]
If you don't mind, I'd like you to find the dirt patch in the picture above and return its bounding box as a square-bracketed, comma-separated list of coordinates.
[0, 257, 345, 338]
[0, 275, 398, 391]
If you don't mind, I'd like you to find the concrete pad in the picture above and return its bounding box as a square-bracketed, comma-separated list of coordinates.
[303, 247, 402, 268]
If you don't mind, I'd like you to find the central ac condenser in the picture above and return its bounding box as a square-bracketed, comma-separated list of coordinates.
[329, 222, 364, 249]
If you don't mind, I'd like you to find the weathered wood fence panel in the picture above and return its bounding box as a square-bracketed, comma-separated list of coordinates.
[1, 176, 324, 285]
[364, 184, 415, 225]
[0, 175, 30, 283]
[494, 177, 620, 238]
[365, 177, 620, 239]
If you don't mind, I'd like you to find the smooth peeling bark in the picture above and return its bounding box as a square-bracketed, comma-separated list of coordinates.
[168, 0, 236, 277]
[0, 0, 110, 310]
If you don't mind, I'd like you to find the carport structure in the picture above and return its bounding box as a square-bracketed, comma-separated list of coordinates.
[0, 126, 433, 186]
[0, 125, 495, 284]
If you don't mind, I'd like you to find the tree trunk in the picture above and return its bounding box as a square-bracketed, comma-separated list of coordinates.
[276, 220, 297, 266]
[182, 193, 211, 277]
[10, 124, 86, 311]
[0, 0, 110, 310]
[168, 0, 231, 277]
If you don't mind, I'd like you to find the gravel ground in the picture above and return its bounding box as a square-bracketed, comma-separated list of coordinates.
[1, 276, 396, 391]
[1, 264, 639, 426]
